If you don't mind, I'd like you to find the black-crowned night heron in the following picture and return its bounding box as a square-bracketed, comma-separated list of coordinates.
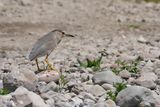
[29, 29, 74, 72]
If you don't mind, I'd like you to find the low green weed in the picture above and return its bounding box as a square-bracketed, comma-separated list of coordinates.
[77, 55, 103, 71]
[106, 83, 127, 101]
[0, 88, 10, 95]
[57, 74, 68, 92]
[111, 56, 143, 74]
[144, 0, 160, 3]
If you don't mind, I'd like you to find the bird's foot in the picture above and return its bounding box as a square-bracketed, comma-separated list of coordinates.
[46, 64, 60, 73]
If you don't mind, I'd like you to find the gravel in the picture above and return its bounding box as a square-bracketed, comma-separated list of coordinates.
[0, 0, 160, 107]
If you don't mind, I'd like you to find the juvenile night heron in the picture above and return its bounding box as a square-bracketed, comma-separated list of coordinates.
[29, 29, 74, 72]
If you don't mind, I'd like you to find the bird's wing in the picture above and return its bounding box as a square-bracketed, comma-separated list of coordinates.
[29, 35, 56, 61]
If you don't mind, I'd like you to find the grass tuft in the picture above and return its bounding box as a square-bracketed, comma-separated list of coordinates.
[0, 88, 10, 95]
[144, 0, 160, 3]
[111, 56, 143, 74]
[128, 24, 141, 29]
[77, 55, 103, 71]
[106, 82, 127, 101]
[57, 74, 68, 92]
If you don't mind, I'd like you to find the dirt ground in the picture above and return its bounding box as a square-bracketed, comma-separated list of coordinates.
[0, 0, 160, 59]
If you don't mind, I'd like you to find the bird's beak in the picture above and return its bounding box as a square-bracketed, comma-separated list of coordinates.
[65, 34, 75, 37]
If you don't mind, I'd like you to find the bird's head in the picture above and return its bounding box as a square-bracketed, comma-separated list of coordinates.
[52, 29, 75, 38]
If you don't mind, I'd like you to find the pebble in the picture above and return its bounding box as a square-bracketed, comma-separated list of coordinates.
[92, 70, 122, 85]
[88, 85, 106, 97]
[119, 70, 131, 79]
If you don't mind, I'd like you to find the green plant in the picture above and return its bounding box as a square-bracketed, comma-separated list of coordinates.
[107, 91, 116, 101]
[128, 24, 141, 29]
[106, 83, 127, 101]
[144, 0, 160, 3]
[58, 74, 68, 92]
[111, 56, 143, 74]
[0, 88, 10, 95]
[114, 83, 127, 94]
[77, 55, 103, 71]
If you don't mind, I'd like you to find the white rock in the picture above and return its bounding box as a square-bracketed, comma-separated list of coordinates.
[137, 36, 148, 43]
[37, 70, 60, 83]
[106, 99, 117, 107]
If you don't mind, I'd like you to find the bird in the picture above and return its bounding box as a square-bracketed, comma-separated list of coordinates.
[29, 29, 74, 72]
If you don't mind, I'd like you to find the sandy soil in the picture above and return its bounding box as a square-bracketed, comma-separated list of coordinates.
[0, 0, 160, 60]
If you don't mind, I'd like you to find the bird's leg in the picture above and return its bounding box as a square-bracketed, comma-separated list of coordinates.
[45, 55, 59, 73]
[35, 58, 44, 71]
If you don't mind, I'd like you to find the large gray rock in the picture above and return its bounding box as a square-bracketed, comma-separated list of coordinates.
[92, 70, 122, 85]
[116, 86, 160, 107]
[3, 69, 38, 91]
[135, 71, 157, 89]
[12, 86, 49, 107]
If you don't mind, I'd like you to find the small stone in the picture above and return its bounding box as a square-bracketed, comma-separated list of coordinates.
[135, 80, 156, 90]
[12, 94, 32, 107]
[92, 70, 122, 85]
[38, 81, 58, 93]
[79, 92, 96, 101]
[94, 102, 108, 107]
[88, 85, 106, 97]
[21, 0, 32, 6]
[102, 83, 115, 91]
[119, 70, 131, 79]
[0, 80, 3, 88]
[70, 97, 83, 106]
[98, 94, 106, 102]
[37, 70, 60, 83]
[0, 94, 13, 107]
[52, 93, 71, 102]
[55, 101, 72, 107]
[154, 68, 160, 78]
[84, 99, 95, 104]
[119, 54, 137, 62]
[127, 77, 136, 85]
[155, 79, 160, 85]
[106, 99, 117, 107]
[137, 36, 148, 43]
[139, 102, 151, 107]
[45, 98, 55, 107]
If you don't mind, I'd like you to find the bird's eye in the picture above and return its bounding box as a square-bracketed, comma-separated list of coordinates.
[62, 31, 65, 35]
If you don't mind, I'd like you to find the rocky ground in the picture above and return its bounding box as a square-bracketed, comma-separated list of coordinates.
[0, 0, 160, 107]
